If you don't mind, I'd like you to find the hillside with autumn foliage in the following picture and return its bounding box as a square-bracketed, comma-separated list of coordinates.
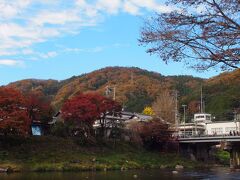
[7, 79, 60, 101]
[51, 67, 203, 112]
[203, 69, 240, 120]
[182, 69, 240, 121]
[6, 67, 240, 121]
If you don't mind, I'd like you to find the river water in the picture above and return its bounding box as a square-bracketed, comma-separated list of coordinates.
[0, 168, 240, 180]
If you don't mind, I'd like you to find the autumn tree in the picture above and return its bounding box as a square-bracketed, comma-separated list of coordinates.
[61, 93, 121, 140]
[127, 118, 175, 150]
[142, 106, 155, 116]
[96, 95, 122, 138]
[26, 91, 53, 124]
[152, 90, 176, 124]
[188, 100, 201, 115]
[140, 0, 240, 71]
[0, 87, 31, 135]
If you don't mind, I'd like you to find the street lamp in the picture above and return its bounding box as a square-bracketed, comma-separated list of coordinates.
[182, 105, 187, 138]
[234, 111, 238, 134]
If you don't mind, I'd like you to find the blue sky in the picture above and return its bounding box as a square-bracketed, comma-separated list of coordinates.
[0, 0, 220, 85]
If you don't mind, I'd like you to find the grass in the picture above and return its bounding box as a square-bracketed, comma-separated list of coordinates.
[0, 136, 202, 172]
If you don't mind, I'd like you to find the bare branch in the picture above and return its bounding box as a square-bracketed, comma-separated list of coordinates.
[140, 0, 240, 71]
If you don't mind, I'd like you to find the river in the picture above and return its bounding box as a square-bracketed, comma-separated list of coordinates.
[0, 168, 240, 180]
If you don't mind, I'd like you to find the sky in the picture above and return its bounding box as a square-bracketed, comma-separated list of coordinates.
[0, 0, 220, 85]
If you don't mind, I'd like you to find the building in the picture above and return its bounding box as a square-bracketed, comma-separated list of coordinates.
[178, 113, 240, 137]
[93, 111, 153, 128]
[51, 111, 153, 130]
[206, 121, 239, 135]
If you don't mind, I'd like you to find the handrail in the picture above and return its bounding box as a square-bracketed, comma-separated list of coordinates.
[177, 134, 240, 139]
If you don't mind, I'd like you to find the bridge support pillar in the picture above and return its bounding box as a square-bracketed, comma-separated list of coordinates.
[179, 143, 197, 161]
[230, 144, 240, 169]
[179, 143, 211, 162]
[179, 137, 240, 169]
[196, 143, 210, 162]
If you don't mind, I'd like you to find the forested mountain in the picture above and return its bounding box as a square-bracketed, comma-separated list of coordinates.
[7, 78, 78, 101]
[51, 67, 203, 112]
[6, 67, 240, 121]
[182, 69, 240, 121]
[204, 69, 240, 121]
[8, 79, 60, 100]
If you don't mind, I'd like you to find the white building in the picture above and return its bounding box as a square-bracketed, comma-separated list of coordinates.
[206, 121, 239, 135]
[178, 113, 240, 137]
[194, 113, 212, 124]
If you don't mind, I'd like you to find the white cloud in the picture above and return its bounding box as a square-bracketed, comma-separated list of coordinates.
[62, 43, 130, 54]
[96, 0, 122, 14]
[0, 59, 24, 66]
[0, 0, 176, 64]
[0, 0, 31, 19]
[31, 10, 81, 26]
[63, 47, 105, 53]
[0, 50, 17, 56]
[75, 0, 99, 18]
[39, 51, 58, 59]
[22, 49, 34, 55]
[20, 49, 58, 59]
[75, 0, 86, 7]
[124, 0, 175, 13]
[123, 1, 140, 15]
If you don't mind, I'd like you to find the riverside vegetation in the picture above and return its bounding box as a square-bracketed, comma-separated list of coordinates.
[0, 136, 203, 172]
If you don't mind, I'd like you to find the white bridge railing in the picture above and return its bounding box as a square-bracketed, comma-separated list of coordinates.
[177, 133, 240, 139]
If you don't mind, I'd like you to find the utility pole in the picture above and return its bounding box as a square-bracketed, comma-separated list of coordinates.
[105, 85, 116, 101]
[234, 110, 238, 132]
[105, 85, 110, 97]
[113, 86, 116, 101]
[200, 85, 203, 113]
[174, 91, 179, 131]
[182, 104, 187, 138]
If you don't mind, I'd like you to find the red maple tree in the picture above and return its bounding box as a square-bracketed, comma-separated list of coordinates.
[61, 93, 121, 138]
[0, 87, 31, 135]
[97, 95, 122, 137]
[26, 91, 53, 124]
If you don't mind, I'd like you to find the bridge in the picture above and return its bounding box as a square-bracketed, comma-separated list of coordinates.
[178, 135, 240, 169]
[179, 135, 240, 143]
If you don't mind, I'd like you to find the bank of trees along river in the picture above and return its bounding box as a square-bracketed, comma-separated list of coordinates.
[0, 87, 185, 172]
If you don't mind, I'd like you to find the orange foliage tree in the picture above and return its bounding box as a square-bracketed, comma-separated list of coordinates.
[0, 87, 31, 135]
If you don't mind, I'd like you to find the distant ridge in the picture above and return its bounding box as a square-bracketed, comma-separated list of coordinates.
[7, 67, 239, 121]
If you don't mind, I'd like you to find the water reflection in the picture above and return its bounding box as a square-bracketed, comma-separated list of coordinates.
[0, 168, 240, 180]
